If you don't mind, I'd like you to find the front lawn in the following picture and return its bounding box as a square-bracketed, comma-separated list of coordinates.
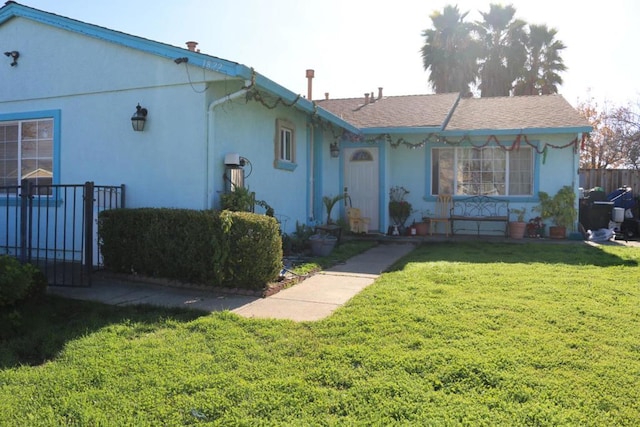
[1, 242, 639, 425]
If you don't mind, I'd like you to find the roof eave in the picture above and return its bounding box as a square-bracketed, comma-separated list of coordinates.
[362, 126, 442, 134]
[0, 2, 240, 77]
[442, 126, 593, 137]
[247, 71, 361, 134]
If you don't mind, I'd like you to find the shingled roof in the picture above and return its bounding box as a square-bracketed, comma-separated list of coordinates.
[316, 93, 459, 129]
[316, 92, 590, 134]
[445, 94, 590, 132]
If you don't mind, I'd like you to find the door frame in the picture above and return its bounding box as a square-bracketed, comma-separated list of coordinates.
[340, 142, 386, 232]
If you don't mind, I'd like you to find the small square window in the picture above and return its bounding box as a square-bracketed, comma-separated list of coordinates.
[274, 119, 297, 171]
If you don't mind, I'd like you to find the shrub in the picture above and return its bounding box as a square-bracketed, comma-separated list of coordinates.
[99, 208, 282, 290]
[282, 221, 315, 254]
[0, 256, 45, 307]
[224, 212, 282, 289]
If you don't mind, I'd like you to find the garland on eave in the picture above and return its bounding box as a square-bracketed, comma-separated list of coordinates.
[239, 69, 588, 162]
[341, 132, 587, 164]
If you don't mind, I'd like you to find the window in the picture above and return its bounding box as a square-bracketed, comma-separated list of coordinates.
[0, 118, 54, 193]
[350, 149, 374, 162]
[274, 119, 297, 171]
[432, 146, 533, 196]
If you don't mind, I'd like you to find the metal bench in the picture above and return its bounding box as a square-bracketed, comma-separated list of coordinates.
[450, 195, 510, 236]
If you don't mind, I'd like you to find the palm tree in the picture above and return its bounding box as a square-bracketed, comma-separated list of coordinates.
[421, 5, 479, 95]
[513, 24, 566, 96]
[475, 4, 527, 97]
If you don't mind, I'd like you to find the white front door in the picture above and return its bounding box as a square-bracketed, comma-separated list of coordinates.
[344, 147, 379, 231]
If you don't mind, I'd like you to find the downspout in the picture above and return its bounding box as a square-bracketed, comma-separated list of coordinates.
[307, 122, 315, 223]
[205, 81, 251, 209]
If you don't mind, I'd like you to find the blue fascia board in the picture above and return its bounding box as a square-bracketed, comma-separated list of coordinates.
[441, 126, 592, 137]
[248, 71, 361, 134]
[362, 126, 442, 135]
[0, 2, 240, 77]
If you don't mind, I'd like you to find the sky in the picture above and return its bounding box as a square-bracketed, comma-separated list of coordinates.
[16, 0, 640, 108]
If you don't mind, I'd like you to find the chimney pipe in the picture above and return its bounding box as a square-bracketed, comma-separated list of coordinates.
[186, 41, 198, 52]
[378, 87, 383, 99]
[370, 92, 375, 103]
[306, 69, 315, 100]
[325, 92, 329, 100]
[364, 93, 370, 104]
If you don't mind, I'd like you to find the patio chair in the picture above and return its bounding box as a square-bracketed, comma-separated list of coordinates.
[347, 207, 370, 234]
[430, 194, 452, 236]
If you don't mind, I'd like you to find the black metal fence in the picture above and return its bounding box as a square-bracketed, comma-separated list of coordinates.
[1, 181, 125, 287]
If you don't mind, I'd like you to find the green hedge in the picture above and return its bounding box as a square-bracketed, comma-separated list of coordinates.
[98, 209, 282, 290]
[0, 256, 46, 307]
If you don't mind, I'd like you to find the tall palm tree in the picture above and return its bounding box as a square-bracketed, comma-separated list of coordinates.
[513, 24, 567, 96]
[475, 4, 527, 97]
[421, 5, 479, 94]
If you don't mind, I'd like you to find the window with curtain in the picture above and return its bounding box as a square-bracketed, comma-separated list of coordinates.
[431, 146, 533, 196]
[0, 118, 53, 193]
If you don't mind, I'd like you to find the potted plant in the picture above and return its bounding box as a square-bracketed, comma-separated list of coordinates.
[388, 186, 412, 234]
[526, 216, 545, 238]
[533, 185, 577, 239]
[414, 209, 433, 236]
[509, 208, 527, 239]
[322, 194, 346, 225]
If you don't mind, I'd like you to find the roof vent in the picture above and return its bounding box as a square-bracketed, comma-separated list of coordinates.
[186, 41, 199, 52]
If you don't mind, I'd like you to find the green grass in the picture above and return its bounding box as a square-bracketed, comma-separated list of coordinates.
[1, 242, 639, 425]
[287, 239, 377, 276]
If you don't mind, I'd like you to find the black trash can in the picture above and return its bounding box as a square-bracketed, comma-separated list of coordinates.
[584, 201, 613, 230]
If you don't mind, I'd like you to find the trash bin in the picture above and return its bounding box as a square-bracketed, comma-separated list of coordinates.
[584, 201, 613, 230]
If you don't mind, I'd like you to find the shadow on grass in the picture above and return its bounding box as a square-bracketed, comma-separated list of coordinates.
[387, 241, 638, 272]
[0, 294, 206, 369]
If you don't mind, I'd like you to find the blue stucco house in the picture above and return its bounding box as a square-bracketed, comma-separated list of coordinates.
[1, 1, 591, 250]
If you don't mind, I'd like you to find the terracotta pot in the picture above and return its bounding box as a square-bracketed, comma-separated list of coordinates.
[414, 221, 429, 236]
[509, 221, 526, 239]
[549, 226, 566, 239]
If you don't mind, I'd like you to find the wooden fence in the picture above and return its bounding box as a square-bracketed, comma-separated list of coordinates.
[579, 169, 640, 194]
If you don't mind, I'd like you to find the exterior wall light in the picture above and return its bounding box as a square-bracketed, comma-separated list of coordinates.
[330, 142, 340, 158]
[131, 104, 148, 131]
[4, 50, 19, 66]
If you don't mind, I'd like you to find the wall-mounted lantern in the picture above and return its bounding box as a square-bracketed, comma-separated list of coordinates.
[4, 51, 19, 66]
[131, 104, 148, 131]
[330, 142, 340, 158]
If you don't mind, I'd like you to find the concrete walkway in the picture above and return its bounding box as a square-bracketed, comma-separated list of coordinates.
[233, 243, 415, 321]
[47, 243, 416, 322]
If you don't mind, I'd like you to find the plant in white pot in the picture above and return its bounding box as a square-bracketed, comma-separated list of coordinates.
[533, 185, 577, 239]
[509, 208, 527, 239]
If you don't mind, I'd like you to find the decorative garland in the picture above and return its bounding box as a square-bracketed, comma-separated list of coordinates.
[239, 68, 588, 160]
[245, 88, 301, 110]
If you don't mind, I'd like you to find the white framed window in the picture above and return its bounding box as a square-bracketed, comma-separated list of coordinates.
[274, 119, 297, 171]
[431, 146, 533, 196]
[0, 118, 54, 193]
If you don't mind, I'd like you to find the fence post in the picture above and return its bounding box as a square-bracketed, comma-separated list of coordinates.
[83, 181, 94, 284]
[120, 184, 126, 208]
[19, 179, 32, 264]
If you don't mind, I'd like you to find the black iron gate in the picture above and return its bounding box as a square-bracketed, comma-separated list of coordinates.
[1, 180, 125, 287]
